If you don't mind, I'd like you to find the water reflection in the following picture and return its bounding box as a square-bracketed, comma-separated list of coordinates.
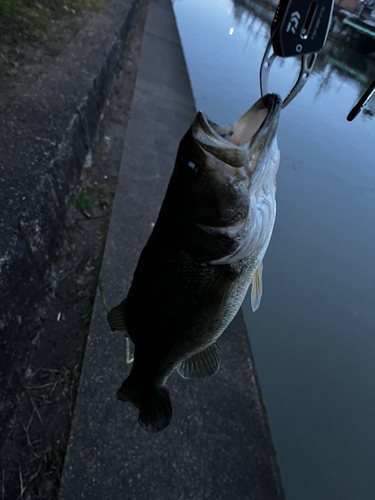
[230, 0, 375, 117]
[173, 0, 375, 499]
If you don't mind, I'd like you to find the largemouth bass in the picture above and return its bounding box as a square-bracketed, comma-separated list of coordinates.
[108, 93, 282, 433]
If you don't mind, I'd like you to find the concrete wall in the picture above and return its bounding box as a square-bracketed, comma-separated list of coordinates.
[0, 0, 139, 444]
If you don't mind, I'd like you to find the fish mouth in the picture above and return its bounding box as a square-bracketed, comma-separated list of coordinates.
[192, 93, 282, 170]
[249, 93, 282, 152]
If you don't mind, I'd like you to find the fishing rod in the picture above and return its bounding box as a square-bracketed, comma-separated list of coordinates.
[347, 77, 375, 121]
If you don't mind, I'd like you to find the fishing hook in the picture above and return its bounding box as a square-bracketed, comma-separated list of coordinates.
[260, 38, 317, 109]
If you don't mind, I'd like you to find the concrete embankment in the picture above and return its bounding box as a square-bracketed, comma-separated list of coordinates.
[58, 0, 285, 498]
[0, 0, 140, 445]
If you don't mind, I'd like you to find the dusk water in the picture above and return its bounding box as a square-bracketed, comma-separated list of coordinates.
[173, 1, 375, 498]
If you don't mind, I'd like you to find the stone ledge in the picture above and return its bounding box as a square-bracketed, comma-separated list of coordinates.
[58, 0, 285, 498]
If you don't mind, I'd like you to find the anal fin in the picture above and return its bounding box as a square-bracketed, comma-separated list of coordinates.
[177, 343, 220, 379]
[107, 300, 127, 332]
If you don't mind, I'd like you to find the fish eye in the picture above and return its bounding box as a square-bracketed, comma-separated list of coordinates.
[187, 160, 199, 174]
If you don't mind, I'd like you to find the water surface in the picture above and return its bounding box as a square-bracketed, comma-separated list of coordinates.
[173, 1, 375, 498]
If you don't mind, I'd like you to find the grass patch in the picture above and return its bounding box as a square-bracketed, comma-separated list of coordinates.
[75, 190, 92, 212]
[95, 185, 116, 210]
[98, 279, 109, 312]
[96, 185, 115, 197]
[75, 185, 115, 212]
[81, 306, 93, 325]
[0, 0, 106, 38]
[67, 220, 82, 244]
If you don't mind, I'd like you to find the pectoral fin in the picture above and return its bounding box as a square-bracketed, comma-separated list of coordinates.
[177, 343, 220, 379]
[205, 265, 239, 316]
[251, 262, 263, 312]
[107, 300, 128, 332]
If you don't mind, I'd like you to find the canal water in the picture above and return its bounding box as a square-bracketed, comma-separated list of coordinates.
[173, 1, 375, 499]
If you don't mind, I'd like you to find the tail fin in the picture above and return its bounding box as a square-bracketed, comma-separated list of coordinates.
[116, 379, 172, 433]
[138, 387, 173, 433]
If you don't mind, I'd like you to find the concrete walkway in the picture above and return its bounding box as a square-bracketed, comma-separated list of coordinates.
[58, 1, 285, 498]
